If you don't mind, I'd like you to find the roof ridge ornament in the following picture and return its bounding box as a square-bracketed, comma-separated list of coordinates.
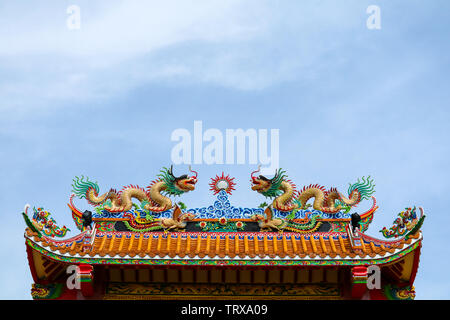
[21, 204, 70, 238]
[380, 206, 425, 239]
[209, 172, 236, 195]
[250, 166, 375, 214]
[71, 165, 197, 213]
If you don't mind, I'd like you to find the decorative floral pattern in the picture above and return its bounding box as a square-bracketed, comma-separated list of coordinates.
[105, 282, 340, 298]
[94, 207, 172, 219]
[31, 283, 63, 299]
[384, 284, 415, 300]
[196, 219, 246, 232]
[96, 222, 116, 232]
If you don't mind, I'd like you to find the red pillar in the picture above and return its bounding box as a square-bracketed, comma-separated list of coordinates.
[351, 266, 368, 299]
[78, 264, 94, 297]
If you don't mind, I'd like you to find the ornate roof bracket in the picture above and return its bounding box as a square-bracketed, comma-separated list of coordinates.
[347, 224, 364, 252]
[81, 224, 97, 253]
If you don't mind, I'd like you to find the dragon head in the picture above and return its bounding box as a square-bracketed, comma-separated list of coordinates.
[159, 165, 198, 195]
[250, 166, 286, 198]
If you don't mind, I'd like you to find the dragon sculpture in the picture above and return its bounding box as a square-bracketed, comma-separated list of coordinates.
[251, 166, 375, 213]
[71, 166, 198, 213]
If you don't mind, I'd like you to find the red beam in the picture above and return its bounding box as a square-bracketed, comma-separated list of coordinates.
[351, 266, 368, 299]
[409, 245, 422, 286]
[25, 245, 39, 284]
[78, 264, 94, 297]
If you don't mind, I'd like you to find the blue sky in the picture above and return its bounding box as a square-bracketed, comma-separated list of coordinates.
[0, 0, 449, 299]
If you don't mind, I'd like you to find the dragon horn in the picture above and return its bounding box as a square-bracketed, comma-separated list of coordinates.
[251, 165, 261, 178]
[188, 165, 198, 179]
[170, 165, 186, 180]
[271, 169, 279, 182]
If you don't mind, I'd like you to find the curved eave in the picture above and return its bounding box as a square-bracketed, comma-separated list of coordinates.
[25, 232, 422, 267]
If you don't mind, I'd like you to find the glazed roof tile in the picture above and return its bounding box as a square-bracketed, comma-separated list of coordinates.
[25, 228, 421, 261]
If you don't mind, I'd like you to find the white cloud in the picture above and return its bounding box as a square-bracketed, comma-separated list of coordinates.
[1, 1, 264, 57]
[0, 0, 365, 113]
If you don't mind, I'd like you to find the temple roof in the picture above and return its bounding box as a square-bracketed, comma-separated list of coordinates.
[24, 227, 422, 266]
[22, 170, 425, 300]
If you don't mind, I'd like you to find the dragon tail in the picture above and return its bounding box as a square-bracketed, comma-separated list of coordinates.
[348, 176, 375, 201]
[285, 215, 322, 233]
[72, 176, 100, 199]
